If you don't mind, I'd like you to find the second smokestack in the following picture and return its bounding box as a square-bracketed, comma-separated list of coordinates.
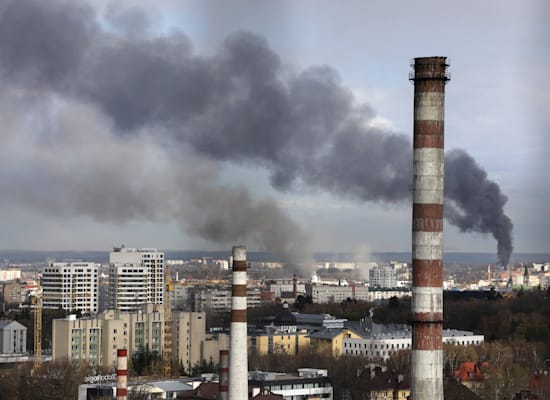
[116, 348, 128, 400]
[219, 349, 229, 400]
[229, 245, 248, 400]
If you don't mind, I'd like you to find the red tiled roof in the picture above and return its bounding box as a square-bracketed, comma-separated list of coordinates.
[454, 362, 489, 382]
[530, 372, 550, 395]
[178, 381, 219, 400]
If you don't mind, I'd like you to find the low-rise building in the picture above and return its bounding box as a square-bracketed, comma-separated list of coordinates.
[366, 287, 411, 302]
[342, 322, 484, 360]
[249, 369, 333, 400]
[249, 304, 309, 355]
[356, 367, 409, 400]
[306, 283, 369, 303]
[0, 320, 27, 354]
[309, 326, 363, 357]
[454, 361, 489, 393]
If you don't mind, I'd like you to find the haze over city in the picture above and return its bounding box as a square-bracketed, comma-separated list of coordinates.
[0, 0, 547, 265]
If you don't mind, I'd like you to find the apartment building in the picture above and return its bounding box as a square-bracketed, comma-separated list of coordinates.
[305, 283, 369, 304]
[190, 286, 262, 312]
[369, 264, 397, 288]
[42, 261, 99, 314]
[108, 247, 164, 312]
[52, 305, 207, 369]
[172, 312, 206, 373]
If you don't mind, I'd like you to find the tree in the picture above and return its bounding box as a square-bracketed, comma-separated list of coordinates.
[190, 358, 217, 376]
[131, 345, 162, 376]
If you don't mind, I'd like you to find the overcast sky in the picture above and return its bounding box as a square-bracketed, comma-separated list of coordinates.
[0, 0, 547, 262]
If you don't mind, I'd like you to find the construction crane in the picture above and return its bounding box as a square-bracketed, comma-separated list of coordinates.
[163, 266, 173, 378]
[33, 278, 42, 370]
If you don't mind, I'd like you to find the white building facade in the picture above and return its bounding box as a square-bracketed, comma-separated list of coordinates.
[108, 247, 164, 312]
[249, 369, 333, 400]
[0, 320, 27, 354]
[0, 269, 21, 282]
[42, 261, 99, 314]
[343, 329, 484, 360]
[306, 283, 369, 304]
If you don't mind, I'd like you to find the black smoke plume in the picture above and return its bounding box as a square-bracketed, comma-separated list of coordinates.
[445, 150, 513, 265]
[0, 0, 513, 263]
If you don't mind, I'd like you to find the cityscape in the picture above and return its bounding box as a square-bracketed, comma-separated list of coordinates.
[1, 247, 549, 399]
[0, 1, 548, 400]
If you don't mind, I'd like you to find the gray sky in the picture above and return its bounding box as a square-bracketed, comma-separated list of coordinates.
[0, 0, 547, 261]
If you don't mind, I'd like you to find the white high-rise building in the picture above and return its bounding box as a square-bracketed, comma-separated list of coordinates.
[42, 261, 99, 314]
[108, 247, 164, 312]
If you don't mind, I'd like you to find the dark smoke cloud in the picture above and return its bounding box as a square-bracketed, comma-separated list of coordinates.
[445, 150, 514, 265]
[0, 0, 513, 263]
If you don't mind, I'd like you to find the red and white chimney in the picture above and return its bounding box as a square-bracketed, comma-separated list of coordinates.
[409, 56, 449, 400]
[116, 348, 128, 400]
[229, 245, 248, 400]
[219, 349, 229, 400]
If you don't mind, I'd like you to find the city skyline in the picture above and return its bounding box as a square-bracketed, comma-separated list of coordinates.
[0, 1, 547, 263]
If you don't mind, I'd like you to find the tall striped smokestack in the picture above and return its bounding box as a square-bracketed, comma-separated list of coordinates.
[409, 56, 449, 400]
[219, 349, 229, 400]
[229, 245, 248, 400]
[116, 348, 128, 400]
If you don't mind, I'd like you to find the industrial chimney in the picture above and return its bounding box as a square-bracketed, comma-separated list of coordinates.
[219, 349, 229, 400]
[229, 245, 248, 400]
[116, 348, 128, 400]
[409, 56, 449, 400]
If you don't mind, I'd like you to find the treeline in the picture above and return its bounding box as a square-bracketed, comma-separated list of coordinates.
[248, 288, 550, 348]
[444, 289, 550, 343]
[249, 340, 547, 400]
[386, 340, 547, 399]
[0, 361, 92, 400]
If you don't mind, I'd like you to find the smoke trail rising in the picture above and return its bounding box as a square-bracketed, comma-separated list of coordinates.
[0, 0, 513, 263]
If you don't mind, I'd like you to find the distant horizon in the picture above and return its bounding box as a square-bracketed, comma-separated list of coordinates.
[0, 249, 548, 265]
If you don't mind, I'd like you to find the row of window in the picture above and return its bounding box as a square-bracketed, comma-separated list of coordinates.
[344, 342, 409, 350]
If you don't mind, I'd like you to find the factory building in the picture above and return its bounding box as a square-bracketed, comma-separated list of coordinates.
[42, 261, 99, 314]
